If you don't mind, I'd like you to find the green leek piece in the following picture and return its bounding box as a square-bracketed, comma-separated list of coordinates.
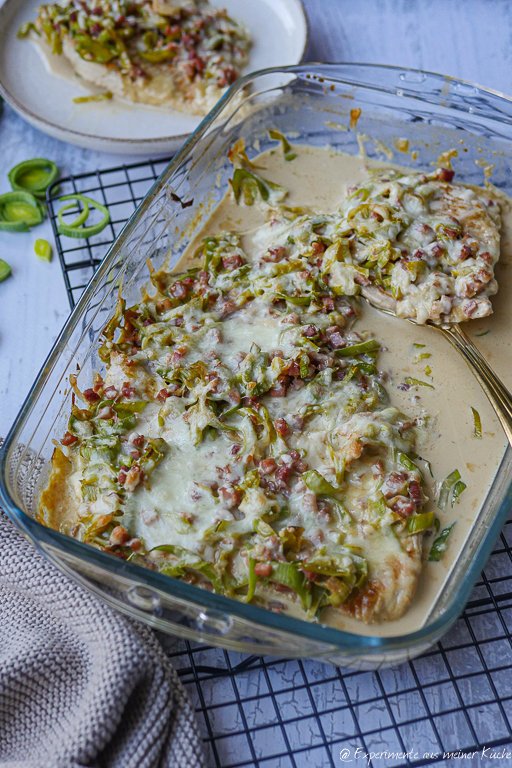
[140, 48, 177, 62]
[58, 200, 90, 230]
[34, 239, 52, 262]
[405, 376, 434, 389]
[335, 339, 380, 357]
[0, 258, 12, 283]
[471, 407, 482, 438]
[246, 558, 257, 603]
[8, 158, 59, 200]
[451, 479, 467, 505]
[74, 33, 118, 63]
[0, 191, 43, 232]
[73, 92, 113, 104]
[438, 469, 462, 511]
[302, 469, 338, 496]
[231, 168, 287, 206]
[17, 21, 37, 38]
[428, 522, 456, 561]
[57, 193, 110, 239]
[406, 510, 434, 533]
[269, 562, 311, 610]
[268, 129, 296, 161]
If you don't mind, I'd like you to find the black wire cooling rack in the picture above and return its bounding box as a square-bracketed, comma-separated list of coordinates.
[47, 159, 512, 768]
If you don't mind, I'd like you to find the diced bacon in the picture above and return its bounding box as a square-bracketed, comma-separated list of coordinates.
[124, 466, 143, 493]
[218, 485, 243, 508]
[390, 496, 416, 517]
[286, 361, 300, 376]
[218, 65, 237, 87]
[259, 458, 277, 475]
[412, 221, 435, 243]
[254, 562, 273, 577]
[140, 509, 158, 525]
[462, 299, 478, 318]
[326, 326, 346, 349]
[222, 253, 244, 270]
[353, 272, 371, 286]
[437, 168, 455, 182]
[312, 241, 325, 255]
[109, 526, 129, 546]
[130, 450, 141, 460]
[215, 298, 238, 318]
[280, 450, 300, 467]
[303, 569, 320, 582]
[61, 432, 78, 446]
[170, 345, 189, 365]
[479, 251, 492, 263]
[302, 324, 318, 337]
[132, 434, 145, 448]
[321, 297, 336, 312]
[157, 298, 173, 313]
[170, 281, 188, 300]
[382, 471, 408, 499]
[274, 418, 289, 437]
[279, 312, 300, 325]
[83, 388, 100, 403]
[103, 386, 118, 400]
[270, 379, 288, 397]
[275, 465, 291, 488]
[290, 414, 305, 432]
[98, 406, 114, 420]
[229, 444, 242, 455]
[121, 383, 137, 399]
[408, 480, 422, 506]
[302, 492, 318, 515]
[263, 246, 286, 262]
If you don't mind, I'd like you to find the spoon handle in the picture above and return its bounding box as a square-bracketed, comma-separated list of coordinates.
[439, 323, 512, 447]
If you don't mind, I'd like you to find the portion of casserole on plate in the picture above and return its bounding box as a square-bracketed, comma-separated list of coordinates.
[39, 140, 502, 624]
[21, 0, 251, 113]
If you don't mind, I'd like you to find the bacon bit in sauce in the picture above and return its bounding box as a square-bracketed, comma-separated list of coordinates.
[254, 562, 273, 577]
[274, 418, 289, 437]
[259, 458, 278, 475]
[121, 383, 137, 399]
[124, 466, 143, 492]
[98, 406, 115, 419]
[83, 388, 101, 403]
[218, 486, 243, 508]
[109, 526, 129, 546]
[61, 432, 78, 446]
[437, 168, 455, 182]
[222, 253, 244, 270]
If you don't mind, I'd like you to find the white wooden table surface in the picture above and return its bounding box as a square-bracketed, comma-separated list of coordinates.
[2, 0, 512, 437]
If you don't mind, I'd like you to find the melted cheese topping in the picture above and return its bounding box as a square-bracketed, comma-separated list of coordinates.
[40, 141, 504, 628]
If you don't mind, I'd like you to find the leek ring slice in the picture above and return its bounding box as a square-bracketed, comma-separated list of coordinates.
[8, 158, 59, 200]
[0, 191, 43, 232]
[57, 194, 110, 239]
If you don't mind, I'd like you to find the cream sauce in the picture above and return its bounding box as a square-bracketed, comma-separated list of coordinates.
[177, 146, 512, 637]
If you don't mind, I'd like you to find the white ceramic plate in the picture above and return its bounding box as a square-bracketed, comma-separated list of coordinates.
[0, 0, 308, 154]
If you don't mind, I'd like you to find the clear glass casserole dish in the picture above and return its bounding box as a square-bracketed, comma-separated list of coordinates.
[2, 63, 512, 670]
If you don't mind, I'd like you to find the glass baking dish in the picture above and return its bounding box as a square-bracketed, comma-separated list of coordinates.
[2, 63, 512, 669]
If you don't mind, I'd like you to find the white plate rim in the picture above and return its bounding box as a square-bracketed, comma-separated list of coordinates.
[0, 0, 309, 148]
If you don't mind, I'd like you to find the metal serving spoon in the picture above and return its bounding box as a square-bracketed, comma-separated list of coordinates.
[361, 287, 512, 447]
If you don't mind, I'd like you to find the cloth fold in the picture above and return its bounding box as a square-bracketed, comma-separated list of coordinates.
[0, 442, 205, 768]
